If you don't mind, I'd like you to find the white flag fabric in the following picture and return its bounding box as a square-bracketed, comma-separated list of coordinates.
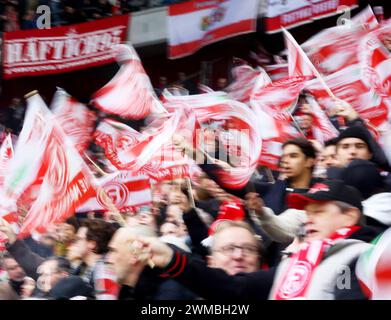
[167, 0, 258, 59]
[93, 44, 164, 119]
[77, 171, 152, 213]
[51, 88, 96, 154]
[0, 134, 13, 187]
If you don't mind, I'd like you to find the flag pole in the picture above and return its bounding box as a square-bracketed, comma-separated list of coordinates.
[282, 28, 336, 99]
[83, 152, 109, 176]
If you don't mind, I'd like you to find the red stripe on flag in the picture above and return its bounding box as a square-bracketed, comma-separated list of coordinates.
[168, 0, 222, 16]
[169, 19, 255, 59]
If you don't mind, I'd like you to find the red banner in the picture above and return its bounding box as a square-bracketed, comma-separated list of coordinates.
[2, 14, 129, 79]
[264, 0, 358, 34]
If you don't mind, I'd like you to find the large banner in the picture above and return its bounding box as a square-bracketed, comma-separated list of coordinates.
[264, 0, 358, 34]
[2, 14, 129, 79]
[167, 0, 259, 59]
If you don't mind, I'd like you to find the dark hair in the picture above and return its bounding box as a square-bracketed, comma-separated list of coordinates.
[81, 219, 115, 255]
[45, 256, 71, 274]
[325, 138, 338, 147]
[282, 138, 317, 159]
[65, 217, 80, 232]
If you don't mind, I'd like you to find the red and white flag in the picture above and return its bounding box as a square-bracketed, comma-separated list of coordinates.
[356, 229, 391, 299]
[18, 94, 96, 237]
[94, 118, 142, 170]
[306, 64, 391, 128]
[283, 28, 316, 78]
[352, 5, 379, 31]
[96, 111, 182, 171]
[167, 0, 258, 59]
[226, 65, 271, 104]
[93, 44, 164, 120]
[250, 76, 307, 168]
[77, 171, 152, 213]
[359, 26, 391, 98]
[264, 63, 289, 81]
[52, 88, 96, 154]
[301, 24, 367, 75]
[164, 92, 263, 189]
[306, 96, 339, 143]
[0, 134, 13, 187]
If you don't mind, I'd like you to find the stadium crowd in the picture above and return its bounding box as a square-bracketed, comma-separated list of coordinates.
[0, 0, 186, 32]
[0, 3, 391, 301]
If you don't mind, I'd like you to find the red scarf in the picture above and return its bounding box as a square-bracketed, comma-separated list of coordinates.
[274, 226, 360, 300]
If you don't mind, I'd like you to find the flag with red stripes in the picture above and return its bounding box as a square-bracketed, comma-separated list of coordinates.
[283, 28, 316, 78]
[52, 88, 96, 154]
[77, 171, 152, 213]
[93, 44, 164, 120]
[167, 0, 258, 59]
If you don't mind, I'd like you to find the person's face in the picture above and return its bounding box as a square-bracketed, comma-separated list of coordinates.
[209, 227, 259, 275]
[21, 277, 36, 299]
[58, 223, 76, 244]
[106, 230, 136, 284]
[304, 202, 358, 241]
[68, 227, 89, 261]
[280, 144, 314, 180]
[36, 260, 66, 293]
[299, 114, 313, 130]
[336, 138, 372, 167]
[3, 258, 26, 282]
[160, 222, 179, 237]
[216, 78, 227, 89]
[322, 145, 338, 168]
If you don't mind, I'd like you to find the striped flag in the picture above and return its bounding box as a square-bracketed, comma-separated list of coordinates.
[93, 44, 164, 120]
[0, 134, 13, 187]
[283, 28, 316, 78]
[17, 94, 96, 237]
[167, 0, 258, 59]
[356, 228, 391, 299]
[52, 88, 96, 154]
[77, 171, 152, 213]
[226, 65, 271, 104]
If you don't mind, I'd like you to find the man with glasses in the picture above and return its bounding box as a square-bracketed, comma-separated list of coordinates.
[207, 220, 262, 275]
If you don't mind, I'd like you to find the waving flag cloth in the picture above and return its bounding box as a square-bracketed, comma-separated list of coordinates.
[359, 23, 391, 99]
[167, 0, 258, 59]
[94, 115, 192, 182]
[305, 96, 339, 143]
[351, 5, 379, 31]
[264, 63, 289, 81]
[51, 88, 96, 154]
[301, 6, 378, 76]
[0, 134, 13, 187]
[94, 118, 142, 170]
[0, 134, 14, 250]
[250, 76, 307, 169]
[283, 28, 316, 78]
[18, 94, 96, 237]
[93, 44, 165, 120]
[225, 65, 271, 104]
[163, 91, 263, 189]
[356, 228, 391, 299]
[77, 171, 152, 213]
[0, 93, 55, 231]
[306, 64, 391, 130]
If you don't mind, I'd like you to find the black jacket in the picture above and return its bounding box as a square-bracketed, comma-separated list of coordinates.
[157, 226, 379, 300]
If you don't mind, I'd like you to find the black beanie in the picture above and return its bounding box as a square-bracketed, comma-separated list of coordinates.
[336, 126, 373, 153]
